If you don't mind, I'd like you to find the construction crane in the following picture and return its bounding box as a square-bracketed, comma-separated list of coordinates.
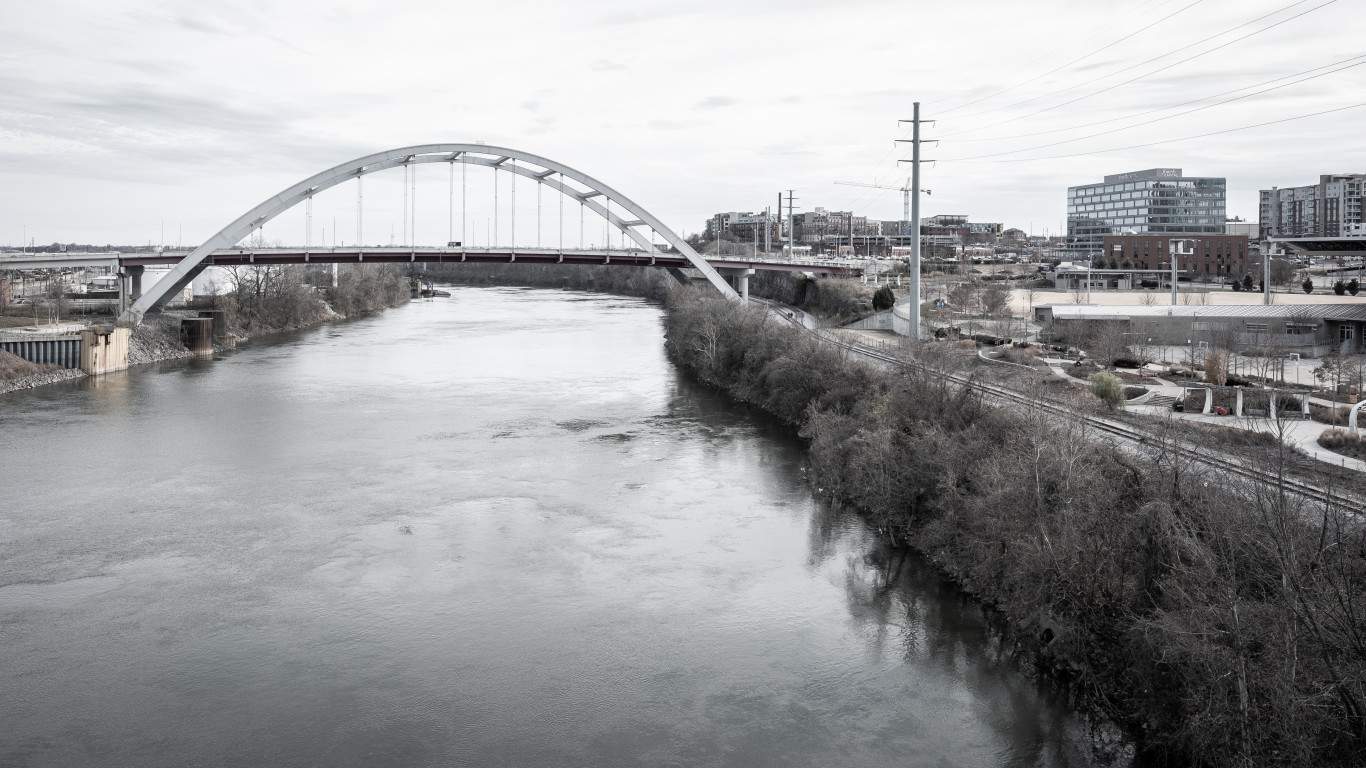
[833, 179, 930, 223]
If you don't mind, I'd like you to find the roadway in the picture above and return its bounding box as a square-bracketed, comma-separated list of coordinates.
[0, 247, 866, 277]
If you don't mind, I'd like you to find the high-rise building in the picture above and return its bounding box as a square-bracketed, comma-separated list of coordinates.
[1259, 173, 1366, 239]
[1067, 168, 1226, 257]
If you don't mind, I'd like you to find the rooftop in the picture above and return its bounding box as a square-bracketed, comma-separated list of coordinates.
[1041, 303, 1366, 322]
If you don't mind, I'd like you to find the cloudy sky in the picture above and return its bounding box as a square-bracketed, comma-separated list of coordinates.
[1, 0, 1362, 248]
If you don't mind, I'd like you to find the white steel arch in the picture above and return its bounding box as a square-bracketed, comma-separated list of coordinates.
[121, 143, 738, 324]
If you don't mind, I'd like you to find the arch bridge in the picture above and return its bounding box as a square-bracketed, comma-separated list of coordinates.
[120, 143, 767, 325]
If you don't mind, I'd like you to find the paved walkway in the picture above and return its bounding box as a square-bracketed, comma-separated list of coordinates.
[1126, 404, 1366, 471]
[822, 322, 1366, 473]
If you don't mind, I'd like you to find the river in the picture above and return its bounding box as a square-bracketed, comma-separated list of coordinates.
[0, 286, 1103, 767]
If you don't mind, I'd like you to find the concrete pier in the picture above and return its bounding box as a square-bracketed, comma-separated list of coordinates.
[180, 317, 214, 356]
[81, 327, 131, 374]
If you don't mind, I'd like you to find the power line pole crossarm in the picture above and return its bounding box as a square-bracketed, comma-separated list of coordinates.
[787, 191, 798, 260]
[896, 102, 937, 341]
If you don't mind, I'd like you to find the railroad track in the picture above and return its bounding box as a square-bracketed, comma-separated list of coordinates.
[749, 298, 1362, 514]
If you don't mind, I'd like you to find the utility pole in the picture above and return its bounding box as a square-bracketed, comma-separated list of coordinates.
[1169, 238, 1194, 305]
[777, 193, 784, 255]
[1263, 242, 1273, 305]
[897, 102, 936, 341]
[784, 190, 798, 259]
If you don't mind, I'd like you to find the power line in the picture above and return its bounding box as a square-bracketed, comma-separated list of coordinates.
[940, 0, 1329, 136]
[936, 0, 1206, 118]
[940, 101, 1366, 164]
[947, 52, 1366, 143]
[941, 54, 1366, 161]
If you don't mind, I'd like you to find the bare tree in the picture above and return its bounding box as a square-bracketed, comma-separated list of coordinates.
[980, 283, 1010, 319]
[1086, 321, 1133, 366]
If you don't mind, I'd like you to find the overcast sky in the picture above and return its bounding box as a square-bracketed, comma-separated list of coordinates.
[1, 0, 1362, 248]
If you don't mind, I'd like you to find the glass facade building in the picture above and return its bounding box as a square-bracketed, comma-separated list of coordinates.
[1066, 168, 1226, 258]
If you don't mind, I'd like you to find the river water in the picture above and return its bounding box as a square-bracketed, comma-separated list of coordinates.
[1, 287, 1099, 767]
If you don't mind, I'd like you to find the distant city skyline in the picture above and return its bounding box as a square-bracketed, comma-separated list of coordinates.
[1, 0, 1361, 247]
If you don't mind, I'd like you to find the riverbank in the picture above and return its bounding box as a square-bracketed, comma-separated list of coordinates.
[0, 265, 411, 396]
[664, 286, 1366, 768]
[0, 350, 85, 395]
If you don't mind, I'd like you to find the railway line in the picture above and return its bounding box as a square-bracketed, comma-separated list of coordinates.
[750, 297, 1363, 515]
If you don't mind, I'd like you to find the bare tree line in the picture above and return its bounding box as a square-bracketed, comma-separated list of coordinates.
[665, 286, 1366, 767]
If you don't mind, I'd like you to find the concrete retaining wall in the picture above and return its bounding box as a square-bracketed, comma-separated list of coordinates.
[0, 337, 84, 369]
[843, 311, 894, 331]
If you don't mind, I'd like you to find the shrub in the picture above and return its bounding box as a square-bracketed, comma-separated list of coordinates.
[1318, 428, 1366, 459]
[1088, 371, 1124, 408]
[1303, 277, 1315, 294]
[1334, 280, 1347, 296]
[1310, 402, 1351, 425]
[872, 285, 895, 311]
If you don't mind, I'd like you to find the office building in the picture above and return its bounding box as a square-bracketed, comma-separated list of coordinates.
[1100, 234, 1250, 278]
[1259, 173, 1366, 239]
[1067, 168, 1226, 257]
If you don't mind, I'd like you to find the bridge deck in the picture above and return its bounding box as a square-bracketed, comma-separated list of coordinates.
[1, 248, 863, 276]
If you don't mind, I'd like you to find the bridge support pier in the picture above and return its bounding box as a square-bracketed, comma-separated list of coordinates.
[126, 265, 144, 301]
[721, 268, 754, 301]
[118, 265, 145, 318]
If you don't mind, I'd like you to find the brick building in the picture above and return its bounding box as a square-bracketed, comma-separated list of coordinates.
[1099, 233, 1250, 278]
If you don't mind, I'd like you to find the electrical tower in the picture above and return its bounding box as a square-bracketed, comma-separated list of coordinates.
[783, 190, 798, 258]
[896, 102, 936, 342]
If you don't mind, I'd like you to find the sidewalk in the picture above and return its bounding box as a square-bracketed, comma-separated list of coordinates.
[1127, 405, 1366, 471]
